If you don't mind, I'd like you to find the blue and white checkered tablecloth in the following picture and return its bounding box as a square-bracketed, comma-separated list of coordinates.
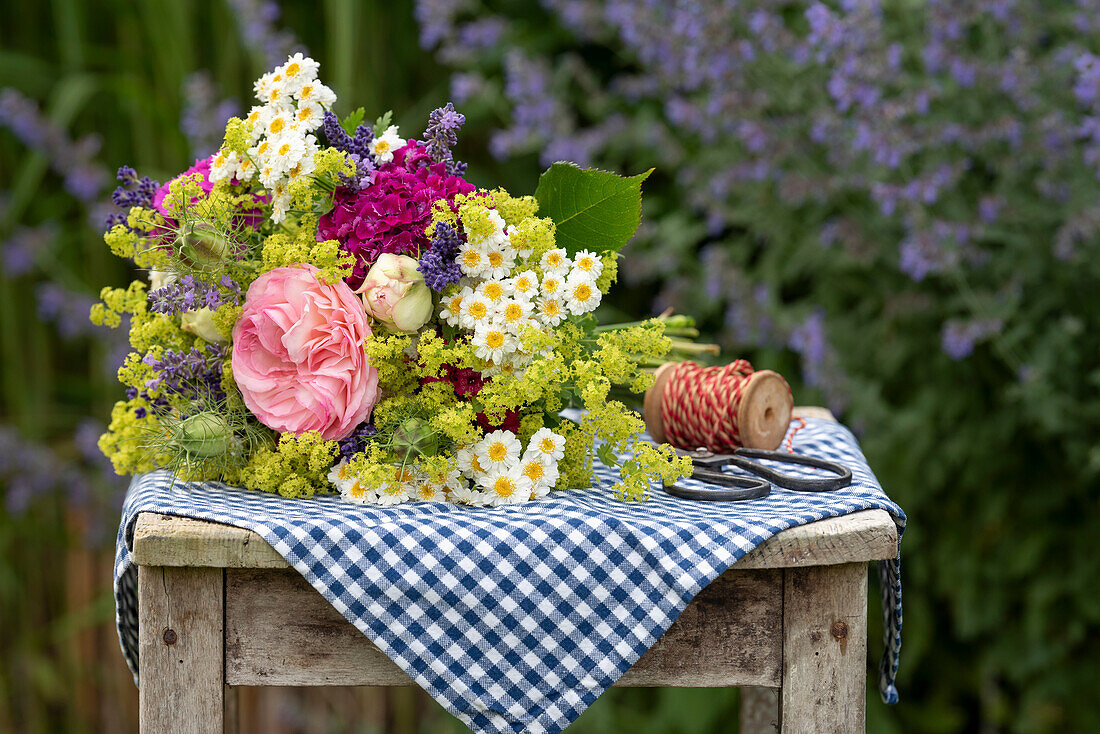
[114, 417, 905, 734]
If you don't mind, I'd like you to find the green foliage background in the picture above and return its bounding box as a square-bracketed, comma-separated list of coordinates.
[1, 1, 1098, 732]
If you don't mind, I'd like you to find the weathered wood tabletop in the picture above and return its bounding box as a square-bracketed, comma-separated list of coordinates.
[132, 408, 898, 734]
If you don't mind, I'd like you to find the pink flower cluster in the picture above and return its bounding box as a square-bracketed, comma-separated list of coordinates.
[317, 141, 474, 288]
[152, 155, 266, 230]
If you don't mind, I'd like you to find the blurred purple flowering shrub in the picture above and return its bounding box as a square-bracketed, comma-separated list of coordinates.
[418, 1, 1100, 730]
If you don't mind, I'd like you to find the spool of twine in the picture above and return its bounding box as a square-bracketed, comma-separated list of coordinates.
[643, 360, 793, 452]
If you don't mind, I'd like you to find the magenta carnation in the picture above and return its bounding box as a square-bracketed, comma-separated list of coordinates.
[317, 141, 475, 288]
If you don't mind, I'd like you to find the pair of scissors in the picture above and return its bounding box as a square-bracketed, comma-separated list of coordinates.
[664, 446, 852, 502]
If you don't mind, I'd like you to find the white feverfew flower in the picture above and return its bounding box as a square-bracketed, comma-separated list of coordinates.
[209, 149, 238, 182]
[519, 452, 560, 498]
[457, 243, 490, 278]
[539, 273, 564, 298]
[478, 465, 533, 506]
[570, 250, 604, 282]
[476, 279, 513, 310]
[498, 298, 534, 335]
[529, 428, 567, 463]
[279, 53, 320, 93]
[459, 293, 493, 330]
[477, 429, 522, 471]
[235, 155, 257, 182]
[465, 209, 508, 248]
[296, 79, 337, 110]
[253, 71, 279, 103]
[565, 272, 601, 315]
[270, 133, 308, 172]
[540, 248, 571, 276]
[372, 125, 406, 165]
[450, 481, 488, 506]
[471, 321, 517, 363]
[510, 270, 539, 301]
[456, 445, 489, 479]
[411, 478, 446, 502]
[439, 287, 469, 328]
[270, 185, 292, 224]
[263, 106, 296, 139]
[292, 101, 324, 132]
[482, 244, 517, 281]
[535, 296, 567, 327]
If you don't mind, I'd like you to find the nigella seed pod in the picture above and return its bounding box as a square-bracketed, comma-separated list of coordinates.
[174, 221, 231, 268]
[392, 418, 439, 460]
[173, 413, 233, 458]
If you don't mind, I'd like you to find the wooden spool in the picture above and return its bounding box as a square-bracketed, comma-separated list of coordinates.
[643, 362, 794, 451]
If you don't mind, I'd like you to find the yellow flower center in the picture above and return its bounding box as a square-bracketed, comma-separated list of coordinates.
[539, 437, 556, 454]
[542, 278, 560, 294]
[299, 84, 313, 99]
[448, 296, 463, 313]
[483, 282, 504, 301]
[486, 331, 505, 349]
[248, 110, 262, 125]
[488, 442, 508, 462]
[542, 300, 561, 317]
[470, 456, 485, 473]
[285, 62, 301, 77]
[488, 252, 503, 267]
[268, 88, 282, 103]
[468, 302, 487, 320]
[493, 477, 516, 498]
[516, 277, 534, 293]
[349, 482, 365, 498]
[504, 303, 524, 322]
[269, 118, 286, 135]
[547, 253, 563, 267]
[573, 283, 592, 302]
[297, 108, 313, 122]
[523, 462, 545, 483]
[418, 483, 436, 500]
[278, 143, 292, 156]
[577, 256, 595, 271]
[462, 250, 482, 267]
[375, 140, 391, 154]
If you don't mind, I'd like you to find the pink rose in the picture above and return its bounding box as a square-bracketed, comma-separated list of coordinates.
[356, 253, 433, 333]
[232, 265, 379, 440]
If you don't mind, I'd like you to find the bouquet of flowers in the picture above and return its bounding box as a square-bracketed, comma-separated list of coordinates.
[94, 54, 696, 506]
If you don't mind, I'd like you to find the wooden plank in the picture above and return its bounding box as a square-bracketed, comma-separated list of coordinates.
[741, 686, 779, 734]
[779, 563, 867, 733]
[225, 567, 783, 688]
[134, 509, 896, 572]
[138, 565, 225, 734]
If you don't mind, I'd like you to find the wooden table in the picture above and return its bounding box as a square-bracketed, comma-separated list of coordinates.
[131, 405, 897, 734]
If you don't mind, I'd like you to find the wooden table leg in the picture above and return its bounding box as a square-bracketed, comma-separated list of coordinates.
[779, 563, 868, 734]
[138, 566, 226, 734]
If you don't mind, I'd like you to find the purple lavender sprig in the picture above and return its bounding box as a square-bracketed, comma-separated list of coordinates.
[422, 103, 467, 175]
[322, 110, 375, 160]
[143, 343, 228, 404]
[338, 421, 378, 460]
[148, 274, 241, 315]
[418, 221, 463, 291]
[105, 166, 160, 230]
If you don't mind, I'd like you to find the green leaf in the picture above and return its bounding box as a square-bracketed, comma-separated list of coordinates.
[340, 107, 365, 135]
[373, 110, 393, 136]
[596, 442, 619, 468]
[534, 162, 653, 255]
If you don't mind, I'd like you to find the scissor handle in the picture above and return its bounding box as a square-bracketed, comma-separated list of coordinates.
[664, 469, 771, 502]
[729, 448, 852, 492]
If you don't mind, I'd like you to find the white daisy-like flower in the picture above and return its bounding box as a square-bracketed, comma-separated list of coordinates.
[439, 287, 469, 328]
[458, 293, 493, 330]
[539, 273, 563, 298]
[279, 53, 320, 93]
[472, 321, 516, 363]
[270, 185, 292, 224]
[476, 279, 513, 309]
[535, 296, 567, 327]
[540, 248, 571, 276]
[456, 445, 489, 479]
[499, 298, 534, 334]
[528, 428, 567, 463]
[270, 133, 307, 171]
[373, 481, 410, 506]
[478, 465, 533, 506]
[564, 273, 601, 315]
[510, 271, 539, 301]
[570, 249, 603, 282]
[519, 452, 560, 498]
[372, 125, 406, 164]
[464, 209, 508, 248]
[263, 107, 296, 139]
[457, 243, 490, 278]
[253, 71, 281, 102]
[293, 101, 324, 131]
[235, 155, 257, 182]
[482, 245, 517, 281]
[449, 481, 487, 505]
[411, 479, 446, 502]
[208, 149, 237, 182]
[287, 143, 318, 180]
[295, 80, 337, 110]
[476, 429, 522, 471]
